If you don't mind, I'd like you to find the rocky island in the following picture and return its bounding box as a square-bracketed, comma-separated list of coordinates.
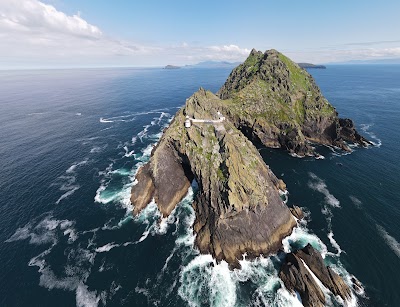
[131, 49, 368, 305]
[298, 63, 327, 69]
[164, 65, 180, 69]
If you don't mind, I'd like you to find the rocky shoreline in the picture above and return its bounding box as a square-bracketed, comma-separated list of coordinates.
[130, 49, 368, 305]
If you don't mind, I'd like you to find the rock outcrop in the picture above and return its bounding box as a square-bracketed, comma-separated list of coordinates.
[290, 205, 305, 220]
[280, 244, 352, 306]
[131, 88, 296, 267]
[217, 49, 371, 156]
[131, 49, 369, 269]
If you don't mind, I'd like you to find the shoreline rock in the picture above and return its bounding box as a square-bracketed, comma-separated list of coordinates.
[280, 244, 352, 307]
[130, 49, 369, 271]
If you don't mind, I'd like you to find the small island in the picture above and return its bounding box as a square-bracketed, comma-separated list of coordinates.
[164, 65, 180, 69]
[132, 49, 369, 306]
[298, 62, 327, 69]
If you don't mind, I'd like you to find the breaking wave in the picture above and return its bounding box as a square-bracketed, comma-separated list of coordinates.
[360, 123, 382, 147]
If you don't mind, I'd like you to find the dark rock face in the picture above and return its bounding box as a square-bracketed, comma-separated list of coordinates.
[280, 244, 352, 306]
[290, 205, 305, 220]
[131, 139, 193, 216]
[131, 89, 296, 267]
[217, 49, 369, 156]
[130, 49, 369, 271]
[279, 253, 325, 307]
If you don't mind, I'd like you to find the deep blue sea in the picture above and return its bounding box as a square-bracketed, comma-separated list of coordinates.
[0, 65, 399, 307]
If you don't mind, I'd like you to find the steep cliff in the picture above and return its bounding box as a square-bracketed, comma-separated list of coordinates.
[131, 49, 368, 271]
[132, 88, 296, 267]
[217, 49, 370, 156]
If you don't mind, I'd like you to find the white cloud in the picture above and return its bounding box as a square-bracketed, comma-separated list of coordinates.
[0, 0, 251, 68]
[209, 44, 250, 55]
[286, 46, 400, 64]
[0, 0, 158, 68]
[0, 0, 102, 39]
[2, 0, 398, 68]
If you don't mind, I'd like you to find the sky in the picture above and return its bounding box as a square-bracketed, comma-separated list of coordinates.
[1, 0, 400, 69]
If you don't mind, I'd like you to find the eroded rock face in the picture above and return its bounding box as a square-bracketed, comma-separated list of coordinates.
[290, 205, 305, 220]
[131, 88, 296, 267]
[279, 252, 325, 307]
[130, 49, 369, 269]
[280, 244, 352, 307]
[217, 49, 370, 156]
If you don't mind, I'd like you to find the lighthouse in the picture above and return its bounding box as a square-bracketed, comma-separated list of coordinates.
[185, 116, 192, 128]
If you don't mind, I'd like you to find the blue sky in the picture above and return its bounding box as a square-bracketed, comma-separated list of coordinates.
[1, 0, 400, 68]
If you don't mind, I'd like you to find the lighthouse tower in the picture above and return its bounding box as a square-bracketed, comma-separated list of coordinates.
[184, 116, 191, 128]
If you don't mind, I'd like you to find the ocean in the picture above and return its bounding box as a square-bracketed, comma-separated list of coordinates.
[0, 65, 399, 307]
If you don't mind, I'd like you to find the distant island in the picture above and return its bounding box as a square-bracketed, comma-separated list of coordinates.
[164, 65, 181, 69]
[185, 61, 241, 68]
[297, 63, 326, 69]
[164, 61, 240, 70]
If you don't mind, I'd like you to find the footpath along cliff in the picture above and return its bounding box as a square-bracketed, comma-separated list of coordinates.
[131, 49, 368, 305]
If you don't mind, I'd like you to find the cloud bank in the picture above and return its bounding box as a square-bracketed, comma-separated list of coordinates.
[1, 0, 399, 68]
[0, 0, 251, 68]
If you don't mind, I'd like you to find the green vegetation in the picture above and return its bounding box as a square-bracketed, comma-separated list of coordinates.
[217, 168, 226, 182]
[278, 53, 309, 91]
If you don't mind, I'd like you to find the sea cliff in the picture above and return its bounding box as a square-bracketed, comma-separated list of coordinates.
[130, 49, 368, 305]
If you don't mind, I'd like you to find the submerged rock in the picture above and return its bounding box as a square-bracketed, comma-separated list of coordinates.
[130, 49, 369, 268]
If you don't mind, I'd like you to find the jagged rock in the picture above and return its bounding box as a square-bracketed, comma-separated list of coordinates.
[351, 275, 363, 293]
[130, 49, 369, 268]
[295, 244, 351, 301]
[217, 49, 369, 156]
[280, 244, 352, 306]
[279, 253, 325, 307]
[290, 205, 305, 220]
[131, 88, 296, 267]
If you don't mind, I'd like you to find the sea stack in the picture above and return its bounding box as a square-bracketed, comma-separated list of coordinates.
[131, 49, 368, 269]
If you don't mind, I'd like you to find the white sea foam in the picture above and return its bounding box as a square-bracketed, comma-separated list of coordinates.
[56, 185, 80, 204]
[54, 159, 90, 204]
[349, 195, 362, 209]
[66, 159, 89, 173]
[6, 215, 101, 305]
[289, 152, 305, 158]
[76, 113, 82, 116]
[327, 231, 343, 256]
[76, 283, 100, 307]
[90, 145, 107, 154]
[99, 117, 114, 123]
[282, 226, 328, 258]
[308, 172, 340, 208]
[123, 145, 135, 157]
[361, 123, 382, 147]
[6, 216, 77, 245]
[178, 253, 305, 307]
[95, 243, 120, 253]
[377, 225, 400, 258]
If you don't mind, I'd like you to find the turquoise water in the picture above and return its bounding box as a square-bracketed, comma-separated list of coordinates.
[0, 65, 399, 306]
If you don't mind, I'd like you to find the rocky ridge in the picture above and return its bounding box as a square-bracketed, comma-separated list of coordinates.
[132, 88, 296, 267]
[217, 49, 371, 156]
[130, 49, 366, 304]
[279, 244, 352, 306]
